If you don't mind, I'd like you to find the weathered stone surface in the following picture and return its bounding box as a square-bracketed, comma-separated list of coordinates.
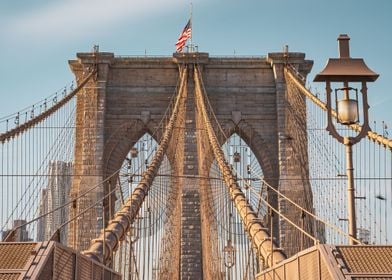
[268, 53, 314, 257]
[179, 73, 203, 279]
[68, 51, 314, 275]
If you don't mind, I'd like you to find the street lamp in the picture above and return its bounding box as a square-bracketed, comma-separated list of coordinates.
[314, 34, 379, 244]
[224, 239, 235, 268]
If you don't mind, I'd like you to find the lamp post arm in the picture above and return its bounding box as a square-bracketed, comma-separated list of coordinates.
[349, 81, 371, 145]
[325, 81, 345, 144]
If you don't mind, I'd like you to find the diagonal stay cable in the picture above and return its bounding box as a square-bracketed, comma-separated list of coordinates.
[81, 66, 187, 264]
[285, 66, 392, 149]
[3, 67, 183, 242]
[194, 65, 286, 267]
[246, 164, 363, 245]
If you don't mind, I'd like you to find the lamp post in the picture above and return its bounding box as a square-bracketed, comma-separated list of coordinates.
[314, 34, 379, 245]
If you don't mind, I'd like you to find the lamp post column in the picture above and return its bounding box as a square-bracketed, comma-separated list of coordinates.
[345, 139, 357, 244]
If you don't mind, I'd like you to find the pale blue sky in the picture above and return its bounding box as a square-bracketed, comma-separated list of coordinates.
[0, 0, 391, 130]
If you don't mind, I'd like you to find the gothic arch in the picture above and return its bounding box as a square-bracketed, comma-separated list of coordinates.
[103, 119, 161, 180]
[221, 120, 279, 185]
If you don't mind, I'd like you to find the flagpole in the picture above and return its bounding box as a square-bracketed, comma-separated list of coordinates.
[190, 1, 193, 52]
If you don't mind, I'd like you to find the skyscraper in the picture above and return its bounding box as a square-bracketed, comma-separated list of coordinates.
[2, 219, 32, 242]
[37, 160, 72, 244]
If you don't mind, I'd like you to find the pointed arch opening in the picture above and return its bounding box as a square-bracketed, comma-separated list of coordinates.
[222, 133, 266, 217]
[112, 132, 176, 278]
[208, 133, 268, 279]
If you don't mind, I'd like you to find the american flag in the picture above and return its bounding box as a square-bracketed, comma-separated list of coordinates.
[175, 20, 191, 52]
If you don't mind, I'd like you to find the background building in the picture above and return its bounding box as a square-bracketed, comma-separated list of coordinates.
[2, 219, 32, 241]
[37, 160, 72, 244]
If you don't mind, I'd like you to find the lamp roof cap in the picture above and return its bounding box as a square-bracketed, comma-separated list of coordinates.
[314, 34, 379, 82]
[314, 58, 379, 82]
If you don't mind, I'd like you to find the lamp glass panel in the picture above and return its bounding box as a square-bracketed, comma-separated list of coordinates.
[337, 99, 358, 125]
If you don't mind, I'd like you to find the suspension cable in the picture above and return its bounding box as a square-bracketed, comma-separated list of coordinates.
[0, 70, 96, 143]
[285, 66, 392, 149]
[194, 65, 286, 267]
[82, 66, 187, 263]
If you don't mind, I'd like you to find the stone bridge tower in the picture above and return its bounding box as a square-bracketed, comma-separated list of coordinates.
[67, 51, 313, 266]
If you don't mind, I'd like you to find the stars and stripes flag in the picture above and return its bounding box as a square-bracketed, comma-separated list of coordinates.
[175, 19, 192, 52]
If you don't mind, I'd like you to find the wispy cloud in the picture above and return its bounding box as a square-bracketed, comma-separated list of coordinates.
[370, 95, 392, 109]
[3, 0, 185, 42]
